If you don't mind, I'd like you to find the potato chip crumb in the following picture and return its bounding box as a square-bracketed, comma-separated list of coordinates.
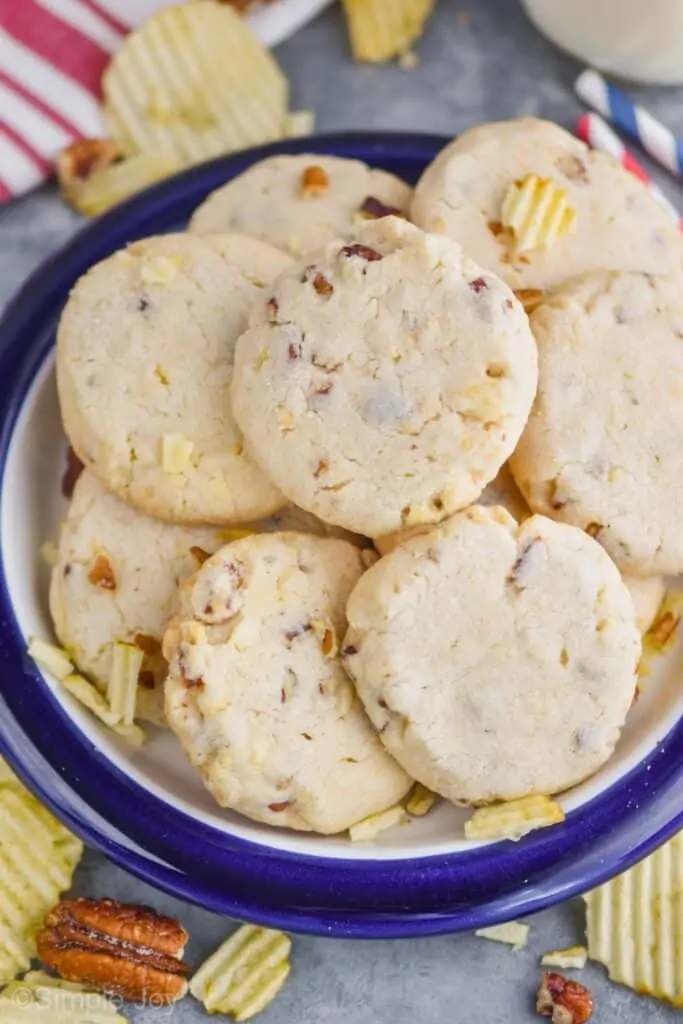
[190, 924, 291, 1020]
[141, 255, 182, 286]
[108, 642, 144, 726]
[343, 0, 435, 63]
[40, 540, 60, 569]
[349, 804, 408, 842]
[475, 921, 530, 949]
[405, 783, 437, 817]
[27, 637, 74, 681]
[161, 434, 195, 474]
[501, 174, 576, 253]
[465, 795, 565, 841]
[285, 110, 315, 138]
[541, 946, 588, 970]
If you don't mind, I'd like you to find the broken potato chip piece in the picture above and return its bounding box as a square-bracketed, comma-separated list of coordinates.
[27, 637, 74, 681]
[405, 783, 437, 817]
[465, 795, 565, 841]
[501, 174, 576, 253]
[349, 804, 408, 842]
[0, 760, 83, 985]
[0, 971, 128, 1022]
[108, 642, 143, 726]
[541, 947, 588, 970]
[62, 673, 146, 746]
[584, 830, 683, 1006]
[161, 434, 195, 474]
[190, 924, 291, 1021]
[63, 151, 181, 217]
[342, 0, 434, 62]
[103, 1, 289, 166]
[475, 921, 530, 949]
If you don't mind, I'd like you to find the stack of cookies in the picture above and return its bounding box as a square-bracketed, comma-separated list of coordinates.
[50, 118, 683, 835]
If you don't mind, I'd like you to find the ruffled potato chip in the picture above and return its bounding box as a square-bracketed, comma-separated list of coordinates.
[342, 0, 434, 63]
[103, 1, 289, 166]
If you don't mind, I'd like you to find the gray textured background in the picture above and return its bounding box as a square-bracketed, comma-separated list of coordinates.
[1, 1, 682, 1020]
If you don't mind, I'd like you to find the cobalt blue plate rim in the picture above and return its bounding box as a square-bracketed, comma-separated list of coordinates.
[0, 132, 681, 937]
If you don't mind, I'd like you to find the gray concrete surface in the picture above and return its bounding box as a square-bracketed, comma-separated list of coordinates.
[1, 0, 682, 1020]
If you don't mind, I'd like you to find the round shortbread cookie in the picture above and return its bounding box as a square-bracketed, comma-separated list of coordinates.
[163, 533, 411, 833]
[232, 216, 538, 537]
[57, 233, 291, 525]
[510, 270, 683, 575]
[411, 118, 683, 292]
[373, 466, 663, 635]
[189, 154, 412, 256]
[50, 472, 368, 725]
[344, 506, 640, 804]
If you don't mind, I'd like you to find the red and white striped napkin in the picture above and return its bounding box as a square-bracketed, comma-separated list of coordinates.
[0, 0, 131, 203]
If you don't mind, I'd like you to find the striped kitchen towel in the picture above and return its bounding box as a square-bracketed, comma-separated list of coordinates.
[0, 0, 135, 203]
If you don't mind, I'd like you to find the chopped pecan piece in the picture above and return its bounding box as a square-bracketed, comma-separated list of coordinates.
[268, 800, 291, 812]
[585, 522, 603, 539]
[469, 277, 488, 293]
[341, 243, 383, 262]
[62, 446, 85, 498]
[138, 670, 156, 689]
[313, 272, 334, 296]
[537, 972, 593, 1024]
[37, 898, 189, 1005]
[266, 297, 279, 322]
[88, 554, 116, 591]
[288, 341, 302, 360]
[133, 633, 161, 656]
[301, 164, 329, 198]
[190, 546, 212, 565]
[55, 139, 121, 204]
[359, 195, 405, 219]
[515, 288, 546, 314]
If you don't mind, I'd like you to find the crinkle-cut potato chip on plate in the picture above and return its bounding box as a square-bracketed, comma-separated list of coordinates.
[0, 759, 83, 985]
[103, 1, 290, 166]
[584, 830, 683, 1007]
[342, 0, 435, 62]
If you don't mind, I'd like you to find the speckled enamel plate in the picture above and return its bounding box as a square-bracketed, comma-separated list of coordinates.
[1, 134, 682, 937]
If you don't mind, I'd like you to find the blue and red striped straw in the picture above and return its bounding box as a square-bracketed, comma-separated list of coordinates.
[575, 69, 683, 179]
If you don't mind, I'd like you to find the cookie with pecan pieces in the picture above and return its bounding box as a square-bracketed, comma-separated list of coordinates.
[163, 532, 410, 832]
[232, 216, 537, 537]
[190, 154, 411, 256]
[344, 506, 640, 804]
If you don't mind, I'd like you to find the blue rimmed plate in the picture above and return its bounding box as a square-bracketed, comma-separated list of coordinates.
[1, 133, 682, 937]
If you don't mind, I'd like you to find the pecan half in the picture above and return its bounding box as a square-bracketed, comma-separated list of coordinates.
[537, 972, 593, 1024]
[37, 898, 189, 1005]
[301, 165, 329, 198]
[62, 446, 85, 498]
[341, 243, 383, 262]
[359, 196, 405, 219]
[55, 139, 120, 203]
[88, 554, 116, 591]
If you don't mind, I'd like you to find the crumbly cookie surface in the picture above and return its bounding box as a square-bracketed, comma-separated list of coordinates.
[232, 216, 538, 536]
[511, 270, 683, 575]
[190, 154, 412, 256]
[163, 532, 411, 832]
[50, 471, 228, 725]
[345, 507, 640, 804]
[57, 233, 291, 524]
[411, 118, 683, 292]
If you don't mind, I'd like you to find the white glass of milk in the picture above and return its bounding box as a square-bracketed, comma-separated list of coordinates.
[521, 0, 683, 85]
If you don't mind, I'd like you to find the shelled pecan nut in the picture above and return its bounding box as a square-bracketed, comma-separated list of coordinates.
[37, 898, 189, 1005]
